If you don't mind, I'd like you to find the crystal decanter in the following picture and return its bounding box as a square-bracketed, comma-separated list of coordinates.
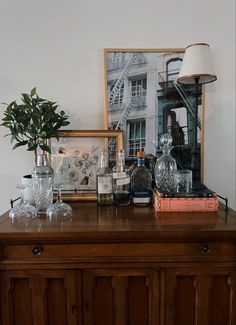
[154, 134, 177, 193]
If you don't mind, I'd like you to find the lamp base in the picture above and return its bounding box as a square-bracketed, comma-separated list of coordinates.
[190, 150, 201, 187]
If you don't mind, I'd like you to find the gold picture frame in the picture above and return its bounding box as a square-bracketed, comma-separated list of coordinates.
[47, 130, 123, 201]
[104, 48, 205, 182]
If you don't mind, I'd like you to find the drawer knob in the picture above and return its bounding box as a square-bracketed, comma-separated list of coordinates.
[201, 244, 210, 253]
[32, 246, 42, 256]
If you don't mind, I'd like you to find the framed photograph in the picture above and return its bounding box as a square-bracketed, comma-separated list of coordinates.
[48, 130, 123, 201]
[104, 48, 205, 182]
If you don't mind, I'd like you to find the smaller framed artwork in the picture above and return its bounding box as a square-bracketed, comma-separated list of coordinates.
[47, 130, 123, 201]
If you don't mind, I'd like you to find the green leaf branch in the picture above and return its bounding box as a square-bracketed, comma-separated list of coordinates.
[1, 87, 70, 164]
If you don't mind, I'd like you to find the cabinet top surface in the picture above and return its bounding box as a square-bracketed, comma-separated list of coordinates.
[0, 203, 236, 243]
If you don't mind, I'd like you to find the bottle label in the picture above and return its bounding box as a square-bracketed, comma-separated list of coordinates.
[132, 190, 151, 204]
[113, 172, 127, 179]
[116, 177, 130, 186]
[98, 177, 112, 194]
[132, 189, 151, 197]
[133, 197, 151, 204]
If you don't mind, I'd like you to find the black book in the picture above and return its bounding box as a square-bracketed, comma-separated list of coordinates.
[154, 184, 217, 198]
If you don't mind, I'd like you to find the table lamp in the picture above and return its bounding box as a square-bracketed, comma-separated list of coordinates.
[177, 43, 217, 186]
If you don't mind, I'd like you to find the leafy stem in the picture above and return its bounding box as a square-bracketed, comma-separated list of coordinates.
[1, 87, 70, 163]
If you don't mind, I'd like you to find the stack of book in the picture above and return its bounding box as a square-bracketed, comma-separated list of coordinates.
[152, 186, 219, 212]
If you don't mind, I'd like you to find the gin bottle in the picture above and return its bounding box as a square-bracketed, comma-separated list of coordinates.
[131, 151, 152, 204]
[96, 150, 113, 205]
[113, 149, 131, 206]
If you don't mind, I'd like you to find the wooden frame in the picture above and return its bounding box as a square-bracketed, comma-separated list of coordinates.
[48, 130, 123, 201]
[104, 48, 205, 182]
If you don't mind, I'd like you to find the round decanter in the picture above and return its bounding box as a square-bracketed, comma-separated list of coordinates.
[154, 134, 177, 193]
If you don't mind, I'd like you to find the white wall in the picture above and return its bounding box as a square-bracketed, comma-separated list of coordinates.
[0, 0, 235, 213]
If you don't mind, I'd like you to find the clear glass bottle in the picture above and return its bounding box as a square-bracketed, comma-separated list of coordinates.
[32, 154, 54, 215]
[154, 134, 177, 193]
[96, 149, 113, 205]
[131, 151, 152, 204]
[113, 149, 131, 206]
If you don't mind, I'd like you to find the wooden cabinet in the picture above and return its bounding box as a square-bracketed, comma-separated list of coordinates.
[0, 270, 81, 325]
[0, 203, 235, 324]
[83, 268, 159, 325]
[164, 267, 236, 325]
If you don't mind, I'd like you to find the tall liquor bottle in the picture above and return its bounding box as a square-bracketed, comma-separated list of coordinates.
[113, 149, 131, 206]
[131, 151, 152, 204]
[96, 150, 113, 205]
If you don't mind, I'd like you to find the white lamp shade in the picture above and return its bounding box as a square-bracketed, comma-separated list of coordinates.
[177, 43, 217, 84]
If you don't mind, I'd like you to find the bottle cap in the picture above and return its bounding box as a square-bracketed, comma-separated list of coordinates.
[118, 149, 125, 157]
[137, 151, 145, 158]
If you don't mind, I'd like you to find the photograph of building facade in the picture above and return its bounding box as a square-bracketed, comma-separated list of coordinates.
[105, 50, 202, 181]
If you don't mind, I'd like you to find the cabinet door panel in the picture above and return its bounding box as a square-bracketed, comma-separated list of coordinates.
[83, 268, 159, 325]
[165, 267, 236, 325]
[127, 276, 149, 325]
[0, 270, 81, 325]
[208, 274, 236, 325]
[3, 277, 34, 325]
[44, 277, 72, 325]
[93, 275, 114, 325]
[174, 276, 195, 325]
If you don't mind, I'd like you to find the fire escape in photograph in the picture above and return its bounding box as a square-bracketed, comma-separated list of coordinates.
[108, 53, 147, 158]
[157, 60, 202, 179]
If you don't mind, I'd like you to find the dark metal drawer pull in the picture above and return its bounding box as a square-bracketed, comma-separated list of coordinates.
[201, 244, 210, 253]
[32, 246, 42, 256]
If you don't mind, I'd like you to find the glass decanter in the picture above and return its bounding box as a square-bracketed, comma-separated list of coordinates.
[154, 133, 177, 193]
[9, 184, 37, 221]
[46, 184, 72, 220]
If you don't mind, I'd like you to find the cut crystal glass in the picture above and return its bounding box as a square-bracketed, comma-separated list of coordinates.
[46, 184, 72, 220]
[154, 134, 177, 193]
[9, 184, 37, 221]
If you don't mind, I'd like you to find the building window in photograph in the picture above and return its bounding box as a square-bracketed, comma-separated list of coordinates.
[128, 120, 146, 157]
[166, 58, 182, 81]
[131, 77, 147, 107]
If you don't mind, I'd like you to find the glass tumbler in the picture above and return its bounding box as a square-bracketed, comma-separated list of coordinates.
[174, 169, 192, 193]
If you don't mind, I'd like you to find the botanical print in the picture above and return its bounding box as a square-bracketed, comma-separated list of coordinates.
[48, 130, 123, 200]
[51, 140, 101, 192]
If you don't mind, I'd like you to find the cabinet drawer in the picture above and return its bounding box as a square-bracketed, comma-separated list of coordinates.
[3, 242, 236, 261]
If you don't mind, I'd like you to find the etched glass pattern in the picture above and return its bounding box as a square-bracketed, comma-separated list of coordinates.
[154, 134, 177, 193]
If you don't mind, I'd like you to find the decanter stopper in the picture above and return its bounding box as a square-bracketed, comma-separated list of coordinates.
[159, 133, 173, 147]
